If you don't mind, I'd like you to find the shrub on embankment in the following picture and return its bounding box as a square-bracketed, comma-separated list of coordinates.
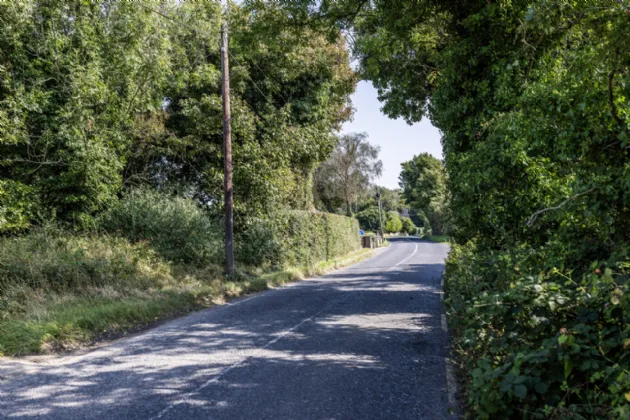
[98, 188, 222, 265]
[0, 192, 363, 356]
[99, 189, 360, 269]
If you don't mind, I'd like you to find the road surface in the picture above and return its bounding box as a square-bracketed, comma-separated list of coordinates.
[0, 237, 456, 419]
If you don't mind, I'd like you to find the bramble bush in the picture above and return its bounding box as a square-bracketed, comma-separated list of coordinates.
[446, 244, 630, 419]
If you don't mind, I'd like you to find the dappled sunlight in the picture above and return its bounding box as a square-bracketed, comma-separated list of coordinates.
[0, 238, 453, 419]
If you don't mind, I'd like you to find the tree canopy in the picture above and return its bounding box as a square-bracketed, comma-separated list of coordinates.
[313, 132, 382, 215]
[0, 1, 355, 230]
[399, 153, 448, 235]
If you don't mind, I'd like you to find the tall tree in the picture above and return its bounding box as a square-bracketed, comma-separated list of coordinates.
[0, 1, 356, 230]
[314, 132, 382, 215]
[125, 2, 356, 218]
[399, 153, 448, 235]
[0, 1, 172, 225]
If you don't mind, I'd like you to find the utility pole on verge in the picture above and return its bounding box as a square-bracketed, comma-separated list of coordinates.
[221, 16, 235, 275]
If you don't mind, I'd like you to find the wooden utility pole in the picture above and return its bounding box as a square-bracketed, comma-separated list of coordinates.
[376, 189, 384, 237]
[221, 21, 235, 275]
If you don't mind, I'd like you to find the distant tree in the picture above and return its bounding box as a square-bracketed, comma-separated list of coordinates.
[357, 185, 403, 213]
[314, 133, 382, 215]
[384, 211, 402, 233]
[355, 206, 380, 232]
[401, 217, 416, 235]
[399, 154, 448, 235]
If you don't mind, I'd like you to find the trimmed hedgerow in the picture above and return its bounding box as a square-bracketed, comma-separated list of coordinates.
[272, 210, 361, 269]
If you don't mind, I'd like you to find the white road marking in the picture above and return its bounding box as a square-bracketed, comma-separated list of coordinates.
[151, 239, 433, 419]
[150, 306, 329, 419]
[387, 243, 418, 271]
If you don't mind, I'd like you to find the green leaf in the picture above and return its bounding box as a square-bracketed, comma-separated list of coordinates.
[525, 6, 535, 21]
[564, 360, 573, 379]
[535, 382, 549, 394]
[513, 384, 527, 398]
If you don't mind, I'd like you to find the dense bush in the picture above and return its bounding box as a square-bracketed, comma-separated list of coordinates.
[356, 206, 381, 232]
[273, 210, 361, 268]
[235, 218, 282, 267]
[401, 217, 416, 235]
[0, 180, 39, 234]
[99, 189, 222, 265]
[399, 154, 448, 236]
[446, 245, 630, 419]
[384, 211, 402, 234]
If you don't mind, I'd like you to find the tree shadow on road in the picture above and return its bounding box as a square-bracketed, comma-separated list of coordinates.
[0, 256, 458, 419]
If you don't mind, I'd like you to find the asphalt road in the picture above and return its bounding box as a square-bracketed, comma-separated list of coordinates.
[0, 237, 456, 420]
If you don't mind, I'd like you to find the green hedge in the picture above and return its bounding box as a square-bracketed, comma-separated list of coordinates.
[272, 210, 361, 268]
[446, 243, 630, 419]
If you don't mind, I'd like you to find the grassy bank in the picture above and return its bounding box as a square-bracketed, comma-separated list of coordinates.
[0, 229, 373, 357]
[0, 191, 368, 357]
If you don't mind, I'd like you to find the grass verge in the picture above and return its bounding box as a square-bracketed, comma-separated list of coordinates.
[422, 235, 450, 243]
[0, 236, 374, 357]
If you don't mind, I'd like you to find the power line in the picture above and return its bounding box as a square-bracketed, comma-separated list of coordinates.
[227, 49, 280, 108]
[139, 2, 284, 116]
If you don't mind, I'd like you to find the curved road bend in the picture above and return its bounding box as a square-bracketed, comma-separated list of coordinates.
[0, 237, 457, 420]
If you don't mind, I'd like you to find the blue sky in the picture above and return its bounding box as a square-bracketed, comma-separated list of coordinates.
[341, 81, 442, 190]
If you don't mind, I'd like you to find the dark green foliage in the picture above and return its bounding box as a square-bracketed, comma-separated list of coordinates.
[136, 2, 356, 217]
[0, 180, 39, 234]
[99, 189, 222, 265]
[235, 218, 281, 266]
[399, 154, 448, 236]
[1, 1, 354, 226]
[272, 0, 630, 417]
[356, 186, 402, 213]
[446, 246, 630, 419]
[356, 206, 381, 232]
[0, 1, 172, 222]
